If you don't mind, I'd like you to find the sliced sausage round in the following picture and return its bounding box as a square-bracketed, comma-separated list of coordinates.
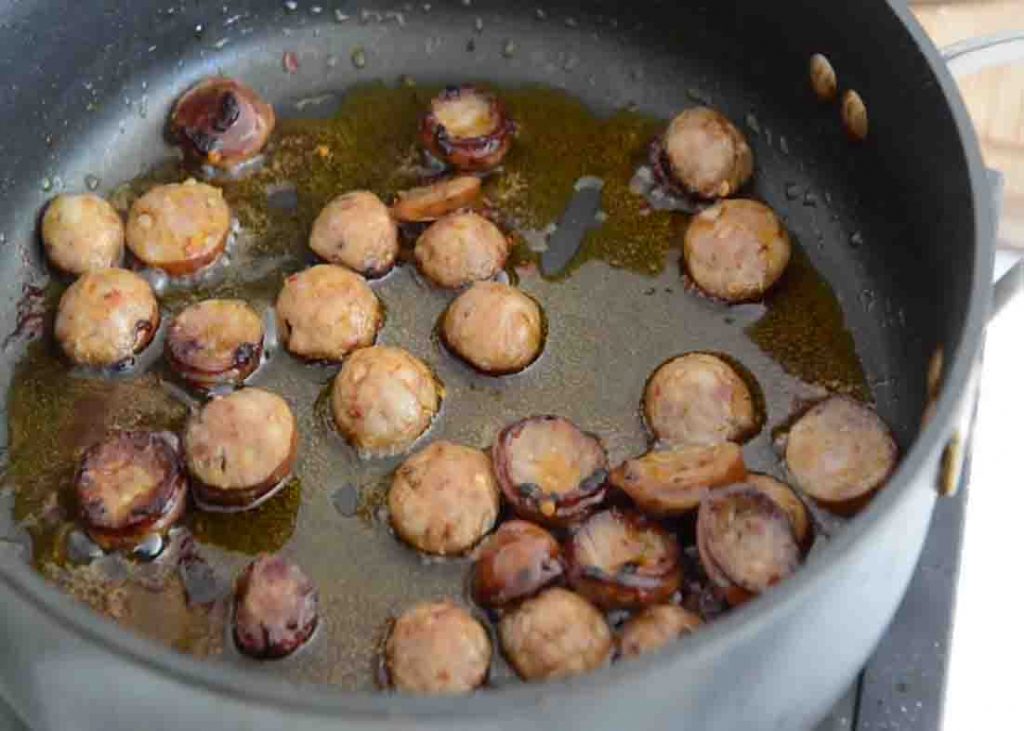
[55, 268, 160, 368]
[233, 553, 318, 659]
[308, 191, 399, 278]
[643, 353, 760, 446]
[565, 509, 682, 610]
[386, 600, 491, 695]
[388, 441, 500, 556]
[170, 77, 275, 169]
[471, 520, 563, 608]
[414, 211, 509, 289]
[331, 346, 441, 456]
[683, 199, 791, 303]
[74, 431, 187, 550]
[185, 388, 298, 511]
[392, 176, 482, 223]
[747, 472, 813, 553]
[165, 299, 263, 390]
[126, 179, 231, 276]
[442, 281, 545, 375]
[41, 193, 124, 275]
[499, 587, 612, 682]
[610, 443, 747, 517]
[420, 85, 514, 171]
[275, 264, 381, 362]
[618, 604, 703, 659]
[493, 416, 608, 528]
[784, 396, 897, 515]
[661, 107, 753, 200]
[697, 486, 801, 606]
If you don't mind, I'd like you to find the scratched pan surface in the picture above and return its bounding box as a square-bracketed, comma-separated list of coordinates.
[0, 0, 977, 701]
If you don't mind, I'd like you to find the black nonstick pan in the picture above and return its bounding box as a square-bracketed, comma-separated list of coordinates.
[0, 1, 1010, 729]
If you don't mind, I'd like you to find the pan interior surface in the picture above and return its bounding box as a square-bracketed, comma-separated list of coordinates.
[0, 0, 979, 706]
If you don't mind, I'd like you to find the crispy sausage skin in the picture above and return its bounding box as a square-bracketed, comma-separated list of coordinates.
[42, 193, 124, 275]
[442, 282, 545, 375]
[683, 199, 791, 303]
[185, 388, 298, 511]
[420, 86, 515, 171]
[309, 191, 399, 278]
[275, 264, 381, 362]
[643, 353, 760, 446]
[233, 554, 318, 659]
[170, 77, 275, 169]
[385, 600, 491, 695]
[499, 587, 612, 682]
[471, 520, 563, 608]
[330, 346, 441, 456]
[493, 416, 609, 528]
[565, 509, 682, 610]
[784, 396, 898, 515]
[414, 211, 509, 289]
[55, 268, 160, 368]
[659, 107, 753, 200]
[697, 486, 801, 606]
[126, 179, 231, 276]
[610, 443, 747, 517]
[618, 604, 703, 659]
[747, 473, 813, 554]
[392, 176, 482, 223]
[388, 441, 500, 556]
[165, 299, 263, 390]
[74, 431, 188, 550]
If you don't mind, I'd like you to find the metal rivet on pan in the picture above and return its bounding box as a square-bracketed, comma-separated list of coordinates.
[841, 90, 869, 142]
[809, 53, 837, 102]
[938, 434, 963, 497]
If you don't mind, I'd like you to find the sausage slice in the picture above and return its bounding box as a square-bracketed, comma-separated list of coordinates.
[565, 509, 682, 610]
[275, 264, 381, 362]
[233, 554, 318, 659]
[126, 180, 231, 275]
[414, 211, 509, 289]
[471, 520, 563, 608]
[784, 396, 897, 515]
[643, 353, 760, 446]
[442, 282, 545, 375]
[499, 587, 612, 682]
[42, 193, 124, 275]
[170, 77, 275, 169]
[74, 431, 187, 550]
[309, 191, 399, 278]
[747, 473, 813, 553]
[392, 176, 482, 223]
[661, 107, 753, 200]
[493, 416, 608, 527]
[610, 443, 747, 517]
[388, 441, 500, 556]
[683, 199, 791, 303]
[697, 486, 800, 606]
[385, 600, 491, 695]
[165, 299, 263, 390]
[420, 85, 515, 171]
[55, 268, 160, 368]
[618, 604, 703, 659]
[185, 388, 298, 511]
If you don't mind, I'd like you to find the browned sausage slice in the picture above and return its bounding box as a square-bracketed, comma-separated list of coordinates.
[165, 299, 263, 390]
[565, 509, 682, 610]
[697, 486, 800, 606]
[493, 416, 608, 527]
[471, 520, 563, 608]
[309, 191, 399, 278]
[683, 199, 792, 303]
[42, 193, 124, 275]
[747, 472, 813, 553]
[420, 86, 515, 171]
[388, 441, 500, 556]
[170, 77, 275, 169]
[392, 176, 482, 223]
[618, 604, 703, 659]
[74, 431, 188, 550]
[610, 443, 747, 517]
[414, 211, 509, 289]
[661, 107, 753, 199]
[784, 396, 897, 515]
[385, 600, 491, 694]
[643, 353, 760, 446]
[442, 282, 545, 375]
[233, 553, 318, 659]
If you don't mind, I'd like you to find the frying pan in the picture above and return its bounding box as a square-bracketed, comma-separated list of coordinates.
[0, 0, 1018, 728]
